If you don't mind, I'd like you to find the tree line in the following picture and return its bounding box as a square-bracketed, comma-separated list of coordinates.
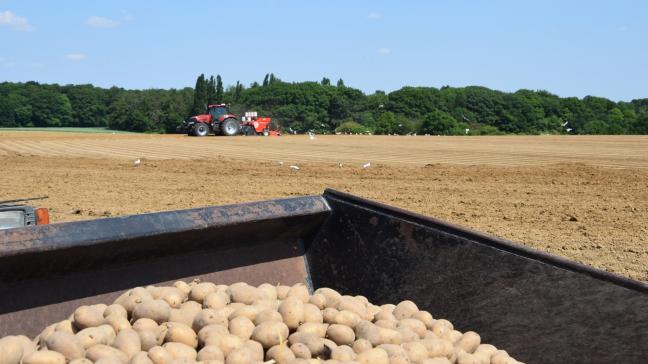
[1, 74, 647, 134]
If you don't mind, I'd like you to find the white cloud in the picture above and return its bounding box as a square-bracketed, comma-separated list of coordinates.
[368, 12, 382, 20]
[86, 16, 120, 28]
[65, 53, 87, 61]
[0, 10, 34, 31]
[378, 47, 392, 55]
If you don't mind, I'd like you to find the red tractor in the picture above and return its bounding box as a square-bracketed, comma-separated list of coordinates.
[177, 104, 279, 137]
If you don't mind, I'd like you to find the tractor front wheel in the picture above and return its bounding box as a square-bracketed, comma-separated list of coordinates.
[221, 118, 241, 136]
[194, 123, 209, 137]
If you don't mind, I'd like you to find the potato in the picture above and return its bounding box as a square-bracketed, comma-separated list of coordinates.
[398, 318, 427, 337]
[148, 346, 174, 364]
[313, 288, 342, 308]
[139, 330, 159, 351]
[373, 309, 397, 322]
[254, 309, 283, 325]
[336, 298, 368, 321]
[54, 320, 76, 334]
[163, 342, 197, 360]
[402, 342, 427, 363]
[189, 283, 217, 303]
[148, 287, 187, 309]
[44, 331, 84, 360]
[378, 327, 403, 345]
[322, 308, 339, 324]
[192, 309, 228, 332]
[257, 283, 278, 301]
[133, 318, 159, 333]
[76, 325, 116, 349]
[420, 338, 454, 358]
[490, 351, 512, 364]
[113, 328, 142, 358]
[104, 304, 128, 319]
[355, 348, 389, 364]
[14, 335, 37, 359]
[173, 281, 192, 296]
[396, 326, 419, 342]
[86, 344, 129, 363]
[326, 324, 355, 345]
[278, 297, 305, 330]
[308, 294, 327, 310]
[228, 316, 255, 340]
[73, 305, 105, 330]
[290, 342, 311, 359]
[276, 285, 291, 300]
[351, 339, 372, 354]
[133, 300, 172, 324]
[456, 331, 480, 353]
[163, 322, 198, 348]
[105, 313, 132, 333]
[22, 350, 66, 364]
[412, 311, 434, 329]
[203, 292, 230, 310]
[287, 283, 310, 303]
[228, 284, 263, 305]
[207, 334, 243, 357]
[266, 344, 296, 364]
[353, 321, 381, 346]
[288, 332, 326, 357]
[197, 346, 224, 361]
[374, 320, 397, 329]
[0, 336, 23, 364]
[197, 325, 229, 347]
[333, 310, 361, 329]
[392, 301, 418, 320]
[224, 347, 255, 364]
[228, 305, 261, 322]
[422, 358, 452, 364]
[250, 321, 289, 349]
[297, 322, 329, 338]
[474, 344, 497, 357]
[330, 345, 356, 361]
[303, 303, 323, 323]
[95, 358, 126, 364]
[69, 359, 93, 364]
[242, 339, 263, 362]
[456, 352, 487, 364]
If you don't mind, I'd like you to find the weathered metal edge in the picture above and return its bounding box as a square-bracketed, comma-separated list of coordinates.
[323, 188, 648, 294]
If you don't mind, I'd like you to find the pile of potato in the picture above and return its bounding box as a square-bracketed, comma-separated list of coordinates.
[0, 281, 523, 364]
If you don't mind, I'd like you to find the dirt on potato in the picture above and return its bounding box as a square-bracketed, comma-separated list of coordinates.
[1, 132, 647, 282]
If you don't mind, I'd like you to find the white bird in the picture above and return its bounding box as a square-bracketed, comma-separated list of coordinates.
[566, 128, 572, 132]
[362, 162, 371, 169]
[133, 158, 141, 167]
[338, 162, 343, 168]
[562, 121, 569, 127]
[278, 161, 284, 166]
[290, 165, 300, 170]
[308, 132, 316, 140]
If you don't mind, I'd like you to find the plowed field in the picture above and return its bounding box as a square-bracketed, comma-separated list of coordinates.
[1, 132, 647, 281]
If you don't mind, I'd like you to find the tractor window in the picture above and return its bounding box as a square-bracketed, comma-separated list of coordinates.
[209, 107, 227, 118]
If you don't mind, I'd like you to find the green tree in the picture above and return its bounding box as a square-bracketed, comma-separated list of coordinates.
[321, 77, 331, 86]
[262, 74, 269, 87]
[191, 74, 208, 115]
[336, 79, 345, 88]
[215, 75, 223, 103]
[420, 110, 459, 135]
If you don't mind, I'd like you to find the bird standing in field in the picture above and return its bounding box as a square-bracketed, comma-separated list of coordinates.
[290, 165, 300, 170]
[362, 162, 371, 169]
[133, 158, 141, 167]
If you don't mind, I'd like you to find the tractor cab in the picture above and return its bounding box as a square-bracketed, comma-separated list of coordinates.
[207, 104, 229, 119]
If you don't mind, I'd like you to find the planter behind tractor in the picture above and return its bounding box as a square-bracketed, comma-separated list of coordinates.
[177, 104, 280, 137]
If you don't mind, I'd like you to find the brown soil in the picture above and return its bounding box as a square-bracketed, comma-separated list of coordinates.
[1, 132, 647, 281]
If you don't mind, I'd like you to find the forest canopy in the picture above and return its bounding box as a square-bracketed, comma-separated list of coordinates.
[1, 74, 647, 135]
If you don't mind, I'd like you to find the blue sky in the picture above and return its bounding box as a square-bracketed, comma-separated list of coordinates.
[0, 1, 646, 101]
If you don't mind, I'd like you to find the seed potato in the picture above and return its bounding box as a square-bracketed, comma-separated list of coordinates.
[266, 344, 296, 364]
[0, 336, 23, 364]
[86, 344, 129, 363]
[250, 321, 289, 349]
[326, 324, 355, 346]
[22, 350, 66, 364]
[44, 331, 85, 360]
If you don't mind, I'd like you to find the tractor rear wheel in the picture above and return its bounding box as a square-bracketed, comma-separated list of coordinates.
[194, 123, 209, 137]
[221, 118, 241, 136]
